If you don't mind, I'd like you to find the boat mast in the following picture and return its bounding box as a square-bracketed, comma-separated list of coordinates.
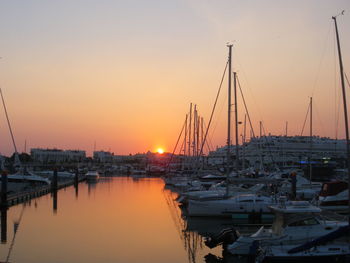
[193, 104, 197, 157]
[259, 121, 263, 169]
[196, 113, 200, 157]
[233, 72, 239, 173]
[309, 97, 313, 182]
[184, 114, 188, 156]
[332, 11, 350, 225]
[242, 114, 247, 170]
[0, 88, 20, 167]
[182, 114, 188, 170]
[188, 103, 192, 157]
[227, 44, 233, 174]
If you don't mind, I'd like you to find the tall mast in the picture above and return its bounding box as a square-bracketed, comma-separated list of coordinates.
[0, 89, 21, 168]
[0, 89, 18, 155]
[285, 121, 288, 167]
[193, 105, 197, 157]
[196, 113, 200, 157]
[182, 114, 188, 170]
[227, 44, 233, 173]
[200, 117, 204, 169]
[201, 117, 204, 156]
[332, 12, 350, 225]
[234, 72, 239, 172]
[259, 121, 262, 137]
[188, 103, 192, 157]
[243, 114, 247, 170]
[309, 97, 313, 182]
[259, 121, 263, 169]
[184, 114, 188, 156]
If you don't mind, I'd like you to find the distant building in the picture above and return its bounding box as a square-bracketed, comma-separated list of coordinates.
[207, 145, 238, 166]
[208, 136, 347, 168]
[243, 136, 346, 167]
[31, 148, 86, 163]
[93, 151, 114, 163]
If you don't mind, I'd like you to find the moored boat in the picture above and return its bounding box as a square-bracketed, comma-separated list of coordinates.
[227, 201, 348, 256]
[86, 171, 99, 181]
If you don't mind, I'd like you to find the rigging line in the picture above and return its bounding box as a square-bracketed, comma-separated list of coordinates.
[201, 118, 212, 153]
[345, 73, 350, 89]
[205, 141, 211, 153]
[198, 59, 229, 160]
[335, 79, 342, 140]
[178, 133, 186, 156]
[211, 87, 227, 138]
[300, 101, 310, 136]
[201, 123, 211, 154]
[6, 204, 25, 263]
[0, 88, 19, 154]
[166, 116, 186, 170]
[162, 190, 184, 241]
[202, 119, 213, 151]
[314, 101, 327, 138]
[232, 46, 265, 123]
[237, 75, 256, 138]
[310, 21, 333, 97]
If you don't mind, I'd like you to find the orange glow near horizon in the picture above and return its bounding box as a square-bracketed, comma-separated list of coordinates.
[157, 148, 164, 154]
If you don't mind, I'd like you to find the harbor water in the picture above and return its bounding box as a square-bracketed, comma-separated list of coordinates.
[0, 177, 225, 263]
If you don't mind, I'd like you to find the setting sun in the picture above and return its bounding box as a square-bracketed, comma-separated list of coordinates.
[157, 148, 164, 154]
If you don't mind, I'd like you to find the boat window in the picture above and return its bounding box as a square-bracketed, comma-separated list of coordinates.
[288, 218, 319, 226]
[303, 218, 319, 225]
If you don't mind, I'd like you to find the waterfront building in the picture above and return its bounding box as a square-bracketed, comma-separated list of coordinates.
[207, 145, 238, 166]
[31, 148, 86, 163]
[93, 151, 114, 163]
[208, 135, 346, 168]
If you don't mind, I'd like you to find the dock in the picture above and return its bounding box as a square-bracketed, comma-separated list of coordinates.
[1, 176, 86, 208]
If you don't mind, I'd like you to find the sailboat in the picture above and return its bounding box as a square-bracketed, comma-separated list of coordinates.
[0, 88, 50, 185]
[256, 11, 350, 262]
[186, 45, 278, 218]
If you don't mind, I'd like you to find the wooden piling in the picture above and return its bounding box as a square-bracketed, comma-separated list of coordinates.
[51, 168, 58, 191]
[1, 171, 8, 208]
[1, 207, 7, 243]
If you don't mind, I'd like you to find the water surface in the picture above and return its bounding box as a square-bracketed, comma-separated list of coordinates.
[0, 177, 221, 263]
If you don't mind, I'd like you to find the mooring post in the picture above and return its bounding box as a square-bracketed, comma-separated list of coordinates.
[51, 168, 58, 191]
[1, 171, 8, 208]
[74, 168, 79, 198]
[52, 189, 57, 213]
[0, 207, 7, 243]
[75, 169, 79, 185]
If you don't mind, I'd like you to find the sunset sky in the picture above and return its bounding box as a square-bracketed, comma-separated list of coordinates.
[0, 0, 349, 156]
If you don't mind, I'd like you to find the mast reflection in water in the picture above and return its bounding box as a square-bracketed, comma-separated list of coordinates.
[0, 177, 225, 263]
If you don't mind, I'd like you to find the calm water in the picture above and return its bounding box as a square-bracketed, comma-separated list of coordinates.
[0, 177, 223, 263]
